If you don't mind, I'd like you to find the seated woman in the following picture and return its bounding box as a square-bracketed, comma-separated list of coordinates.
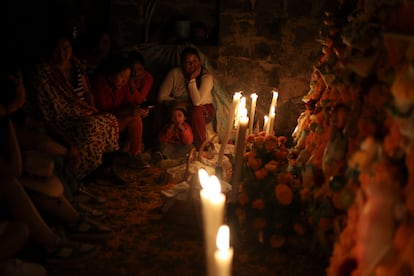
[0, 119, 99, 264]
[157, 46, 215, 150]
[127, 51, 156, 153]
[2, 69, 111, 237]
[0, 73, 99, 264]
[158, 104, 194, 160]
[91, 55, 151, 169]
[128, 50, 154, 105]
[24, 32, 125, 186]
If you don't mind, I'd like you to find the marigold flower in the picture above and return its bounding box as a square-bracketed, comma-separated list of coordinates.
[270, 235, 285, 248]
[275, 184, 293, 205]
[264, 160, 279, 173]
[274, 149, 289, 160]
[252, 217, 267, 230]
[293, 223, 306, 235]
[254, 136, 265, 147]
[245, 151, 263, 171]
[277, 135, 287, 145]
[254, 168, 268, 180]
[251, 199, 264, 210]
[246, 134, 256, 143]
[264, 136, 278, 152]
[277, 172, 293, 184]
[238, 192, 249, 206]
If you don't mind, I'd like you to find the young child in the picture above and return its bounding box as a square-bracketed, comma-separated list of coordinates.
[158, 105, 194, 159]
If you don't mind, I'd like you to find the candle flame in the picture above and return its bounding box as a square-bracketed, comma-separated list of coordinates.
[198, 169, 210, 190]
[233, 92, 242, 101]
[199, 169, 222, 196]
[270, 106, 275, 115]
[209, 175, 222, 195]
[216, 225, 230, 251]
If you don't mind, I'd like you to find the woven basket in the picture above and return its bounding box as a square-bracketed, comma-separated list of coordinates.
[197, 134, 218, 167]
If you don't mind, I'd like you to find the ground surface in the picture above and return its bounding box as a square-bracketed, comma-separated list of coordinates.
[43, 158, 327, 276]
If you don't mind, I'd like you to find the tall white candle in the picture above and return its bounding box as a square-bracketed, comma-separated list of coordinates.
[267, 106, 275, 135]
[231, 115, 248, 203]
[249, 93, 258, 134]
[199, 169, 226, 276]
[218, 92, 241, 167]
[267, 90, 278, 130]
[235, 96, 246, 129]
[214, 225, 234, 276]
[263, 115, 268, 134]
[234, 106, 247, 150]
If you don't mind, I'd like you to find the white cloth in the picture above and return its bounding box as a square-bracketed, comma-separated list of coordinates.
[157, 67, 214, 106]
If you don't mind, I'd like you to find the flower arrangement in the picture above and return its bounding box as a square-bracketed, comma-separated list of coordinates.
[235, 131, 309, 248]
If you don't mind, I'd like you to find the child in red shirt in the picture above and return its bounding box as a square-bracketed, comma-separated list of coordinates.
[159, 105, 194, 159]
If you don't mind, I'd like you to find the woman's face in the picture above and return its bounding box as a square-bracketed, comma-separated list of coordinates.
[182, 53, 200, 75]
[110, 68, 131, 89]
[132, 63, 145, 78]
[52, 38, 72, 64]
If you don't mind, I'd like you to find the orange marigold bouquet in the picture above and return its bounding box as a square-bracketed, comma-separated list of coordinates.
[235, 132, 309, 248]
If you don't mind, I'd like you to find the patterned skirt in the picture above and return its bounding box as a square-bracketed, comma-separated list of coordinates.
[61, 112, 120, 179]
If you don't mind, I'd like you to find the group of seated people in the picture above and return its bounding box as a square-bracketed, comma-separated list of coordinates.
[0, 27, 217, 274]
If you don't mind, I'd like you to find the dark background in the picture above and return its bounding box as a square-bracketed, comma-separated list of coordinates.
[5, 0, 111, 62]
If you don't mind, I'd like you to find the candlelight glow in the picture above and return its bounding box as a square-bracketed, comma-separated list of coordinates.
[198, 169, 210, 190]
[216, 225, 230, 251]
[251, 93, 258, 101]
[249, 93, 258, 134]
[209, 175, 222, 195]
[272, 90, 279, 102]
[233, 92, 242, 120]
[199, 169, 222, 197]
[239, 115, 248, 125]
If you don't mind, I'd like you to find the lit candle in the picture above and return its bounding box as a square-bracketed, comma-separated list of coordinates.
[267, 90, 278, 134]
[263, 115, 268, 134]
[235, 96, 246, 129]
[218, 92, 241, 168]
[267, 106, 275, 136]
[199, 169, 226, 276]
[231, 115, 248, 203]
[214, 225, 234, 276]
[249, 93, 258, 134]
[234, 106, 247, 149]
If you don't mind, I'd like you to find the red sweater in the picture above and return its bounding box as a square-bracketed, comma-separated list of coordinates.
[159, 122, 193, 145]
[91, 74, 133, 112]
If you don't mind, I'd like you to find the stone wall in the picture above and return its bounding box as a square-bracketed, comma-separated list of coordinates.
[110, 0, 331, 141]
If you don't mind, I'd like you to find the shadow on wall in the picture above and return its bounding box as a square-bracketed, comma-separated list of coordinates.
[275, 99, 305, 147]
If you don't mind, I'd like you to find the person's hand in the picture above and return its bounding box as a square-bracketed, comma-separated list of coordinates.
[177, 122, 186, 131]
[139, 107, 150, 118]
[129, 78, 137, 92]
[189, 64, 201, 80]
